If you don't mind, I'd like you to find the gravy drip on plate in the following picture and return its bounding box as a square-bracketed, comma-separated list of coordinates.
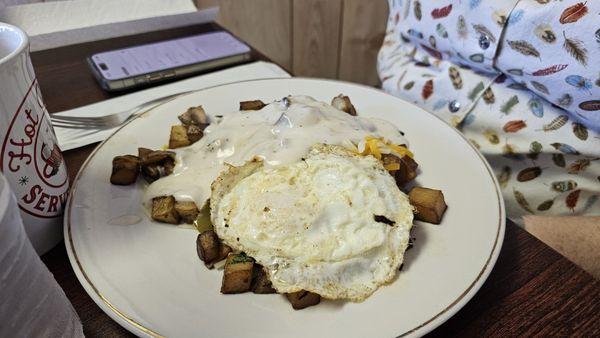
[144, 96, 407, 207]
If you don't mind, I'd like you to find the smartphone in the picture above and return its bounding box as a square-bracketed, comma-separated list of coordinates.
[87, 31, 252, 91]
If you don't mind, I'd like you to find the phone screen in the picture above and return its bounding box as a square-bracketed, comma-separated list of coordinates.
[90, 31, 251, 80]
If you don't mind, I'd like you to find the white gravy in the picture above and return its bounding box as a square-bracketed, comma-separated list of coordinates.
[144, 96, 407, 208]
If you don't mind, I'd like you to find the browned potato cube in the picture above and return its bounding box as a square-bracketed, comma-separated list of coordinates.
[141, 165, 161, 183]
[286, 290, 321, 310]
[331, 94, 357, 116]
[178, 106, 208, 126]
[382, 154, 418, 186]
[397, 155, 418, 184]
[163, 159, 175, 175]
[186, 124, 204, 143]
[140, 150, 176, 182]
[178, 109, 194, 126]
[142, 163, 175, 183]
[239, 100, 266, 111]
[110, 155, 140, 185]
[174, 201, 200, 224]
[169, 125, 191, 149]
[218, 243, 232, 262]
[197, 230, 220, 267]
[140, 150, 175, 166]
[221, 253, 254, 294]
[252, 265, 276, 294]
[138, 147, 152, 160]
[408, 187, 447, 224]
[151, 196, 180, 224]
[196, 231, 231, 268]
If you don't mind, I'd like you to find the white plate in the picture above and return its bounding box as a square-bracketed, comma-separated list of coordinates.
[65, 78, 505, 337]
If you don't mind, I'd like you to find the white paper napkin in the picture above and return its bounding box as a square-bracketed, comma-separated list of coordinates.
[53, 61, 291, 151]
[0, 173, 84, 337]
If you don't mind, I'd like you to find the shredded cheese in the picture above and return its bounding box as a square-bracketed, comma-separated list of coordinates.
[367, 138, 382, 160]
[349, 136, 414, 161]
[388, 144, 413, 158]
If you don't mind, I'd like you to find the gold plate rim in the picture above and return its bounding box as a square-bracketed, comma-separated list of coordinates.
[64, 77, 505, 338]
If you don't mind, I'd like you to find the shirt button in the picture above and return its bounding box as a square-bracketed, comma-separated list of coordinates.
[448, 100, 461, 113]
[479, 34, 491, 50]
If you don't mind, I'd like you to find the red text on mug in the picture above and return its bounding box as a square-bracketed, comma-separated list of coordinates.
[1, 80, 69, 218]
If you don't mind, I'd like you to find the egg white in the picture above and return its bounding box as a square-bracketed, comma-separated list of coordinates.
[211, 145, 413, 301]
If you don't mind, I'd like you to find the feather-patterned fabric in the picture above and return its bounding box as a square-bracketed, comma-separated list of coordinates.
[507, 9, 524, 26]
[378, 0, 600, 222]
[495, 2, 599, 126]
[559, 2, 588, 24]
[507, 40, 541, 58]
[469, 0, 482, 10]
[562, 33, 588, 67]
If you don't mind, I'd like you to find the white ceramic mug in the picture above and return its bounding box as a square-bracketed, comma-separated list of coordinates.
[0, 22, 69, 255]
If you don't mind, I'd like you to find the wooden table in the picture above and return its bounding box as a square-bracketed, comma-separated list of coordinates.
[36, 22, 600, 337]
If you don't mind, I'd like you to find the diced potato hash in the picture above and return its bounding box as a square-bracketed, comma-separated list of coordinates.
[221, 253, 254, 294]
[110, 155, 140, 185]
[286, 290, 321, 310]
[408, 187, 447, 224]
[151, 196, 180, 224]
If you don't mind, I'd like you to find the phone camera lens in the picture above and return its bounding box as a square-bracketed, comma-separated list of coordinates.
[99, 63, 108, 70]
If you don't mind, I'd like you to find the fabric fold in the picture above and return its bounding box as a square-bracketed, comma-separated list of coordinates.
[378, 0, 600, 221]
[495, 0, 600, 129]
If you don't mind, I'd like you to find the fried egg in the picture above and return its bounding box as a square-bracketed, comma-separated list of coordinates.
[210, 144, 413, 301]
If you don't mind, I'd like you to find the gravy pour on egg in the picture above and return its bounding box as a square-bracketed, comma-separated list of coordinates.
[143, 96, 408, 210]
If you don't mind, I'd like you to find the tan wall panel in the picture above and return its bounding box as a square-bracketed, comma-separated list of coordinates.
[217, 0, 292, 71]
[338, 0, 388, 87]
[292, 0, 342, 78]
[215, 0, 388, 85]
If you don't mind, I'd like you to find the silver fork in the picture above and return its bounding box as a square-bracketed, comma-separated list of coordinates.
[50, 90, 195, 129]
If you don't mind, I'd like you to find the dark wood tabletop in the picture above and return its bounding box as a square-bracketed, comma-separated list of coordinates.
[36, 22, 600, 337]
